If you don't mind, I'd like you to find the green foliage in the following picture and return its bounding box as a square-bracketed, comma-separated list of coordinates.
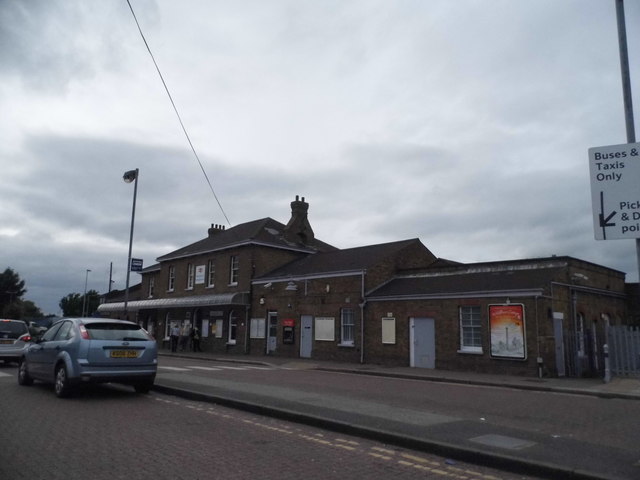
[0, 267, 37, 319]
[2, 299, 43, 320]
[59, 290, 101, 317]
[59, 293, 82, 316]
[0, 267, 26, 312]
[21, 300, 44, 319]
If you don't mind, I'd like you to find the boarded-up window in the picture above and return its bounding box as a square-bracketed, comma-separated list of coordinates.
[314, 317, 335, 341]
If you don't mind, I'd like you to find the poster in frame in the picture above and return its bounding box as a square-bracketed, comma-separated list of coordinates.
[489, 304, 526, 360]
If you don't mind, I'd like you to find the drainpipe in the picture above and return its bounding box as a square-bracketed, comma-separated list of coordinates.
[359, 270, 367, 364]
[245, 256, 255, 355]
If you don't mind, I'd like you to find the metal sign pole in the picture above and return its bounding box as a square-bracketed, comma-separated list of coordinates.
[123, 168, 139, 320]
[615, 1, 640, 291]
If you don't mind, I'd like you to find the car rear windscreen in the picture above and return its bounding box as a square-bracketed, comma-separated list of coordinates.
[0, 321, 28, 338]
[85, 323, 150, 341]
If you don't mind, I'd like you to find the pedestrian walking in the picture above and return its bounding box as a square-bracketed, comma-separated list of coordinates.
[191, 327, 202, 352]
[170, 323, 180, 352]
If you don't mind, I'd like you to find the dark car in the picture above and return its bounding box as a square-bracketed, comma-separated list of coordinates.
[0, 319, 32, 364]
[18, 317, 157, 397]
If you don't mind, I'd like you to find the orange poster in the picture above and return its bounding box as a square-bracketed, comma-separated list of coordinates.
[489, 304, 526, 360]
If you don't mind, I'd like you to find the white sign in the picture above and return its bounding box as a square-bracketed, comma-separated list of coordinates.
[589, 142, 640, 240]
[195, 265, 206, 284]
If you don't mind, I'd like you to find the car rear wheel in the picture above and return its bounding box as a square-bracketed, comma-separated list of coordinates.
[18, 360, 33, 386]
[54, 365, 72, 398]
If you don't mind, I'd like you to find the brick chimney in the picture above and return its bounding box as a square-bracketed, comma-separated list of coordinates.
[284, 195, 314, 245]
[208, 224, 225, 237]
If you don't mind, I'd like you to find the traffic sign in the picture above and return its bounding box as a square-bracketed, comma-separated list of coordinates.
[130, 258, 144, 272]
[589, 142, 640, 240]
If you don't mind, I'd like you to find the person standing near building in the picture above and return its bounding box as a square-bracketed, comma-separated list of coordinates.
[170, 323, 180, 352]
[191, 327, 202, 352]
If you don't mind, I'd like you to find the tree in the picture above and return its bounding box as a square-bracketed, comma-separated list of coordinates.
[84, 290, 101, 316]
[0, 267, 27, 316]
[2, 299, 43, 321]
[21, 300, 43, 319]
[59, 290, 101, 317]
[59, 293, 82, 316]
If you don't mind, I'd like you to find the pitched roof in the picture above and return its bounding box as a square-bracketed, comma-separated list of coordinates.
[367, 265, 565, 299]
[255, 238, 433, 280]
[157, 217, 336, 262]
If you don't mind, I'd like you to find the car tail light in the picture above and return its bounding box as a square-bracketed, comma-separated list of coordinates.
[79, 323, 90, 340]
[19, 333, 32, 343]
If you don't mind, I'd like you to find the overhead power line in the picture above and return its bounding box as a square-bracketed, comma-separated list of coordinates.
[125, 0, 231, 226]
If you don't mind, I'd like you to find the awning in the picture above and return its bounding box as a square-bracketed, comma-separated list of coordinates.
[96, 292, 250, 313]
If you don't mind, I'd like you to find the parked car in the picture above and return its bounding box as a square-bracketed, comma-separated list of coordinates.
[18, 317, 157, 397]
[0, 319, 32, 364]
[28, 321, 48, 336]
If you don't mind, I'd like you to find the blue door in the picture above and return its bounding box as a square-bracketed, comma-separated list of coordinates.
[300, 315, 312, 358]
[410, 317, 435, 369]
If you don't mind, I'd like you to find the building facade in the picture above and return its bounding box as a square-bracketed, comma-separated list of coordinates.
[97, 196, 629, 377]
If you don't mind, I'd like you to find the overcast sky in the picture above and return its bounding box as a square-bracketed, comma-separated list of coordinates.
[2, 0, 639, 315]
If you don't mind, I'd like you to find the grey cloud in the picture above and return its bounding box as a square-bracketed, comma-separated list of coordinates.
[0, 0, 147, 90]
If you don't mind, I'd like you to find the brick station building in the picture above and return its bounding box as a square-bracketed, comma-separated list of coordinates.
[97, 196, 628, 377]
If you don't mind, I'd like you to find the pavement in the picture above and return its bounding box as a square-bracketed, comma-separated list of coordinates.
[154, 351, 640, 480]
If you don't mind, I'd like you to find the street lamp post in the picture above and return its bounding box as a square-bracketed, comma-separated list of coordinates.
[82, 269, 91, 317]
[123, 168, 139, 320]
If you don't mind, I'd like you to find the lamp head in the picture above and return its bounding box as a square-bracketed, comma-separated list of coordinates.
[123, 169, 138, 183]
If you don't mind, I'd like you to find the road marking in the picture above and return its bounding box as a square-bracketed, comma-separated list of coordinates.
[0, 371, 12, 378]
[156, 394, 518, 480]
[158, 365, 275, 373]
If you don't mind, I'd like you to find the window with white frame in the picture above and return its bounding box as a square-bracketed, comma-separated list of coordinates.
[315, 317, 335, 341]
[164, 312, 173, 340]
[229, 255, 239, 285]
[186, 263, 194, 289]
[340, 308, 355, 346]
[250, 318, 266, 338]
[207, 260, 215, 287]
[148, 277, 155, 298]
[167, 266, 175, 292]
[214, 319, 223, 338]
[459, 306, 482, 353]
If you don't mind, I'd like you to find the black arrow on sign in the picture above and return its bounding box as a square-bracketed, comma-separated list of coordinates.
[599, 211, 616, 227]
[599, 191, 616, 240]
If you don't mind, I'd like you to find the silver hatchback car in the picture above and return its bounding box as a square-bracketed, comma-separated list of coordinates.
[18, 317, 157, 397]
[0, 319, 32, 364]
